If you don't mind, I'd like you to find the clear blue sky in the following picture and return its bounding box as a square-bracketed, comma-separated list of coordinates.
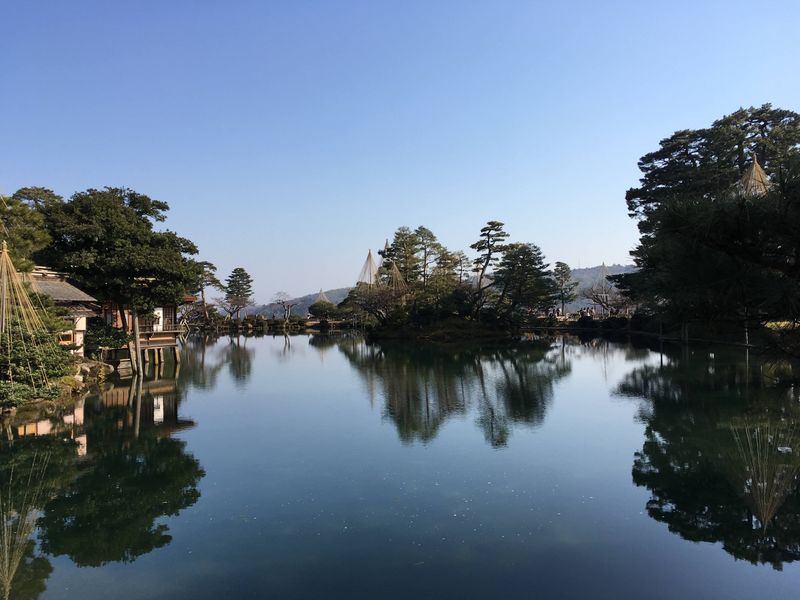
[2, 1, 798, 302]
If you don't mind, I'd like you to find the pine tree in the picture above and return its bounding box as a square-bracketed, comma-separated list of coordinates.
[493, 243, 554, 321]
[470, 221, 509, 318]
[224, 268, 254, 320]
[552, 261, 578, 315]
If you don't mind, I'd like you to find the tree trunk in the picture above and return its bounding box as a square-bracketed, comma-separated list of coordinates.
[127, 340, 138, 374]
[743, 308, 750, 347]
[132, 307, 144, 375]
[201, 287, 209, 323]
[133, 374, 143, 439]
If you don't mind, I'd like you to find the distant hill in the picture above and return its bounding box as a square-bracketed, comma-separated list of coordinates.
[250, 287, 352, 318]
[570, 264, 636, 288]
[567, 264, 637, 310]
[248, 264, 635, 317]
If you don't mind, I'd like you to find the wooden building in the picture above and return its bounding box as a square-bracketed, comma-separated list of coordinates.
[102, 295, 193, 364]
[103, 302, 183, 348]
[23, 266, 99, 356]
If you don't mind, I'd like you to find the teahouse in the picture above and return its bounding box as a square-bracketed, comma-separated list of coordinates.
[22, 266, 99, 356]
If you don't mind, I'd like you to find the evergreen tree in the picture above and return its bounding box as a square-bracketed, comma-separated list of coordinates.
[413, 226, 441, 288]
[552, 261, 578, 315]
[0, 194, 50, 271]
[617, 105, 800, 338]
[224, 267, 254, 320]
[39, 187, 199, 313]
[36, 187, 200, 371]
[193, 261, 224, 323]
[493, 243, 554, 322]
[470, 221, 509, 318]
[380, 227, 422, 285]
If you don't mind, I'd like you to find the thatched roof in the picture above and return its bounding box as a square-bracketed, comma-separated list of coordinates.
[23, 267, 97, 303]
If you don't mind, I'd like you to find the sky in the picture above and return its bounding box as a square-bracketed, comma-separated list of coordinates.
[2, 1, 799, 302]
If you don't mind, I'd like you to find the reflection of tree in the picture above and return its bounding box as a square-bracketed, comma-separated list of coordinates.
[308, 334, 338, 353]
[620, 349, 800, 569]
[338, 338, 571, 446]
[0, 437, 77, 600]
[38, 419, 204, 566]
[179, 335, 226, 390]
[219, 336, 254, 387]
[725, 418, 800, 533]
[179, 333, 262, 390]
[35, 373, 203, 568]
[0, 357, 205, 585]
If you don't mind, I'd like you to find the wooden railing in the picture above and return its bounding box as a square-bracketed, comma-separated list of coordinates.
[138, 318, 179, 333]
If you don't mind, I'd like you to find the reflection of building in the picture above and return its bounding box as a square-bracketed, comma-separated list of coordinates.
[13, 399, 88, 456]
[22, 266, 99, 356]
[98, 375, 195, 435]
[9, 370, 193, 458]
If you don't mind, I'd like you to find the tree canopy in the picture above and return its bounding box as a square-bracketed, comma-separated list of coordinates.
[552, 262, 577, 314]
[36, 187, 200, 313]
[616, 105, 800, 341]
[0, 195, 50, 272]
[222, 267, 254, 320]
[343, 220, 559, 331]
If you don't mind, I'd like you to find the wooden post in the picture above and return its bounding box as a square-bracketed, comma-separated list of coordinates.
[132, 308, 144, 375]
[174, 346, 181, 364]
[127, 341, 139, 374]
[133, 375, 143, 439]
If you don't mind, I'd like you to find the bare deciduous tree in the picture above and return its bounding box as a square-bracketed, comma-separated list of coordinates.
[273, 292, 299, 326]
[581, 278, 631, 315]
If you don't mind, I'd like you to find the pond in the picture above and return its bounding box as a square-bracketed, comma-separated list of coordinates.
[2, 333, 800, 599]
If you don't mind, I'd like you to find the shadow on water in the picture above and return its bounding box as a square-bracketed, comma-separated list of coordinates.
[616, 344, 800, 569]
[331, 335, 572, 447]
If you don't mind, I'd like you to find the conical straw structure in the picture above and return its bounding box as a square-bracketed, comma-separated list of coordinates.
[0, 452, 51, 600]
[0, 241, 63, 390]
[357, 250, 379, 286]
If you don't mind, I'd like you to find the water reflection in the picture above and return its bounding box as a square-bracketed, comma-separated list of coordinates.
[0, 433, 79, 600]
[334, 336, 571, 447]
[618, 346, 800, 569]
[36, 366, 204, 567]
[219, 336, 255, 387]
[3, 333, 800, 597]
[0, 359, 205, 595]
[178, 334, 226, 390]
[38, 420, 203, 566]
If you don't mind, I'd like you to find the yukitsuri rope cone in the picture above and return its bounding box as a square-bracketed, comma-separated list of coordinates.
[357, 250, 379, 286]
[0, 452, 51, 600]
[726, 417, 800, 532]
[0, 241, 63, 393]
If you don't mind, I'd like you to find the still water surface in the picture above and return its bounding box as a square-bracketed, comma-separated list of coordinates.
[4, 334, 800, 599]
